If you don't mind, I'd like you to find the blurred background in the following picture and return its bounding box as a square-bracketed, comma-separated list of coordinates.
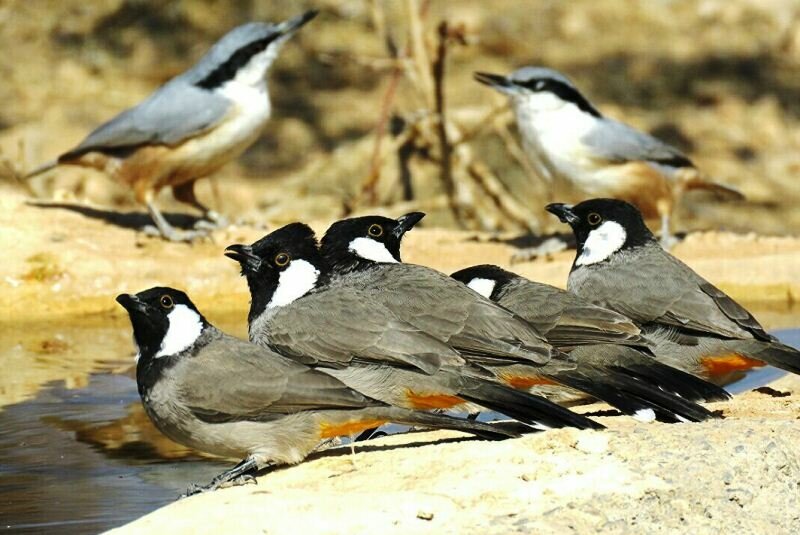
[3, 0, 800, 236]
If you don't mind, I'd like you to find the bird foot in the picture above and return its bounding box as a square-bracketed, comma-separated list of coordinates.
[510, 237, 568, 264]
[180, 483, 210, 499]
[179, 474, 257, 499]
[142, 225, 212, 243]
[659, 234, 680, 250]
[195, 211, 228, 230]
[219, 473, 258, 490]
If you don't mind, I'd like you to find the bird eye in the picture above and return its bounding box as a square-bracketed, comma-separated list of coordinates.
[274, 252, 291, 267]
[587, 213, 602, 226]
[368, 224, 384, 237]
[535, 80, 545, 90]
[160, 295, 174, 309]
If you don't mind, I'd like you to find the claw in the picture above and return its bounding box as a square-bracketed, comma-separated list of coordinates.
[140, 225, 212, 243]
[510, 237, 568, 264]
[220, 474, 258, 489]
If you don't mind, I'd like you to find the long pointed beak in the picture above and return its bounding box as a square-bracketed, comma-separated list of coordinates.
[545, 203, 580, 225]
[279, 9, 319, 36]
[393, 212, 426, 238]
[116, 294, 147, 313]
[474, 71, 514, 90]
[224, 244, 261, 271]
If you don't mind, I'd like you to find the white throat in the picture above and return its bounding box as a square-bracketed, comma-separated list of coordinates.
[466, 278, 496, 298]
[512, 93, 598, 141]
[576, 221, 627, 266]
[348, 237, 398, 263]
[154, 305, 204, 358]
[268, 259, 320, 308]
[514, 91, 573, 114]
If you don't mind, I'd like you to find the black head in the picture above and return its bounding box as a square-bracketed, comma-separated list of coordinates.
[546, 199, 655, 267]
[116, 287, 207, 363]
[225, 223, 325, 323]
[320, 212, 425, 273]
[450, 264, 519, 301]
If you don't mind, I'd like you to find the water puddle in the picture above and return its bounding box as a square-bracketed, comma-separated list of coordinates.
[0, 312, 797, 533]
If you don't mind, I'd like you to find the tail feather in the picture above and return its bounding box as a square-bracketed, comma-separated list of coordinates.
[615, 360, 731, 402]
[386, 408, 523, 441]
[754, 342, 800, 375]
[460, 378, 605, 431]
[553, 368, 718, 423]
[683, 176, 745, 201]
[24, 160, 58, 179]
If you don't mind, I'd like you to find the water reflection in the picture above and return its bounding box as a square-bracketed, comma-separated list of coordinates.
[0, 317, 797, 533]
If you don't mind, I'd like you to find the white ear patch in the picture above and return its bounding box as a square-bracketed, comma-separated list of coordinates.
[466, 278, 496, 298]
[268, 259, 320, 308]
[576, 221, 627, 266]
[155, 305, 204, 358]
[348, 237, 398, 263]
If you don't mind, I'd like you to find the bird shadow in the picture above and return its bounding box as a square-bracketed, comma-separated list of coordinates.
[26, 201, 202, 231]
[497, 231, 576, 251]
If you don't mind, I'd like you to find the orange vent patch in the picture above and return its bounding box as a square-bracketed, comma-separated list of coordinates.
[405, 390, 464, 410]
[701, 354, 766, 376]
[502, 375, 558, 389]
[319, 419, 387, 439]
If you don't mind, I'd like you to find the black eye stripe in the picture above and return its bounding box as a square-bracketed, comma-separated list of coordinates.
[196, 33, 281, 90]
[515, 78, 601, 118]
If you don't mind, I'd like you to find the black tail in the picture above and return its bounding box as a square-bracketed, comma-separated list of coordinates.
[615, 359, 731, 402]
[552, 367, 718, 423]
[459, 378, 605, 431]
[389, 409, 525, 441]
[754, 342, 800, 375]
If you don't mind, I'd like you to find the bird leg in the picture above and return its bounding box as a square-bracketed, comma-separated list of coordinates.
[659, 212, 678, 249]
[144, 200, 210, 242]
[172, 181, 228, 230]
[181, 457, 263, 498]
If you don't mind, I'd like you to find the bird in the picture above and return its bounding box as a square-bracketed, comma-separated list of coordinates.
[474, 67, 743, 246]
[25, 10, 318, 242]
[317, 211, 721, 423]
[546, 198, 800, 385]
[225, 222, 604, 431]
[450, 264, 730, 422]
[116, 286, 519, 496]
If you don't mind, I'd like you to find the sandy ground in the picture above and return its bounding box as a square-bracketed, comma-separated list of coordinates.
[108, 374, 800, 535]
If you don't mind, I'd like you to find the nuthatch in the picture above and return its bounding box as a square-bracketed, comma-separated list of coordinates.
[27, 11, 317, 242]
[475, 67, 743, 245]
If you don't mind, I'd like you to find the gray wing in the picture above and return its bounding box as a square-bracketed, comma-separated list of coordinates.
[179, 334, 376, 423]
[568, 245, 768, 341]
[350, 265, 554, 365]
[59, 81, 231, 161]
[264, 287, 465, 375]
[495, 278, 643, 347]
[581, 118, 693, 168]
